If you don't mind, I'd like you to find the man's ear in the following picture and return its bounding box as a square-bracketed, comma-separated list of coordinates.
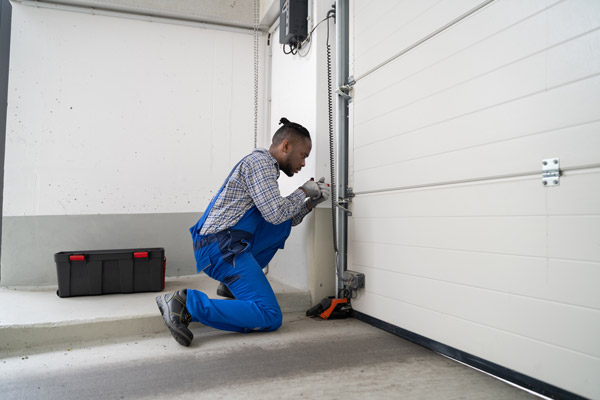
[281, 139, 290, 153]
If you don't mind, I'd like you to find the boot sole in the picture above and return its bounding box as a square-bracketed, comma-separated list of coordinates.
[155, 295, 193, 347]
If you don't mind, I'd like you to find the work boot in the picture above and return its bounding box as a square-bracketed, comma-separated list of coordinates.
[216, 282, 235, 299]
[156, 289, 193, 346]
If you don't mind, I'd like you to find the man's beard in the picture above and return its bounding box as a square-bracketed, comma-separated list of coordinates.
[280, 161, 294, 177]
[282, 167, 294, 177]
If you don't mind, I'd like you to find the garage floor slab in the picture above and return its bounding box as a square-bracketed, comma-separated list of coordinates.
[0, 313, 540, 400]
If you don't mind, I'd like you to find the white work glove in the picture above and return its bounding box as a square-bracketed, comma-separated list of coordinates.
[307, 177, 330, 209]
[300, 178, 321, 199]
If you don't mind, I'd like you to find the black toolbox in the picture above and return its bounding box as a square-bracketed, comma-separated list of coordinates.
[54, 248, 165, 298]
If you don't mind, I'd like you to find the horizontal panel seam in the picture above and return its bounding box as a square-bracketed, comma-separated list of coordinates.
[353, 263, 600, 312]
[350, 241, 544, 258]
[354, 24, 600, 122]
[360, 291, 600, 360]
[351, 215, 600, 219]
[350, 241, 600, 266]
[351, 164, 600, 195]
[353, 118, 600, 173]
[349, 241, 600, 264]
[354, 70, 600, 151]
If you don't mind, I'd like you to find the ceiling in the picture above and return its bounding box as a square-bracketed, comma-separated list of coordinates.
[21, 0, 280, 30]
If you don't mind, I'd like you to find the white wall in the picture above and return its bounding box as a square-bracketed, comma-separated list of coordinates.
[2, 4, 264, 284]
[268, 23, 316, 291]
[266, 0, 336, 294]
[4, 4, 259, 218]
[2, 0, 336, 299]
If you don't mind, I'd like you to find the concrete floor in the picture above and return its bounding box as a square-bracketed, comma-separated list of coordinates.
[0, 275, 311, 352]
[0, 313, 540, 400]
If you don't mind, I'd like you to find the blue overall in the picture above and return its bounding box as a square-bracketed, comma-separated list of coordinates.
[187, 160, 293, 333]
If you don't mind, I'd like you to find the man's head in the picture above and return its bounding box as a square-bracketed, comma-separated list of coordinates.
[269, 117, 312, 177]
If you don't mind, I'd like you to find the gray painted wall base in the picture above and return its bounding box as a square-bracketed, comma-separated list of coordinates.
[1, 212, 202, 286]
[0, 0, 13, 283]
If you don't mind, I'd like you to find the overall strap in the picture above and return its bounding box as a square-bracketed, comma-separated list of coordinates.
[194, 156, 247, 232]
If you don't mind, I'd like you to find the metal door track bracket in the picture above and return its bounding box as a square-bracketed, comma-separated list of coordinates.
[336, 202, 352, 216]
[542, 158, 560, 186]
[337, 78, 354, 102]
[336, 187, 354, 216]
[336, 87, 352, 102]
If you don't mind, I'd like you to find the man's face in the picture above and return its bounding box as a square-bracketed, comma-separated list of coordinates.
[280, 137, 312, 177]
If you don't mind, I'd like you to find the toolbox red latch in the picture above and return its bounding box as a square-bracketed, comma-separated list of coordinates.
[69, 254, 85, 261]
[133, 251, 148, 258]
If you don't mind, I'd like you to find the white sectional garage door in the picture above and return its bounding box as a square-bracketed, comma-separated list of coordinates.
[348, 1, 600, 398]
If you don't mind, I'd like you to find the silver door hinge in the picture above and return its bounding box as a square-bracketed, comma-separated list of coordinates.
[542, 158, 560, 186]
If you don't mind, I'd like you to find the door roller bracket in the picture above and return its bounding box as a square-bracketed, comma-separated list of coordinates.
[337, 76, 355, 103]
[542, 158, 560, 187]
[336, 187, 354, 216]
[335, 202, 352, 216]
[336, 87, 352, 102]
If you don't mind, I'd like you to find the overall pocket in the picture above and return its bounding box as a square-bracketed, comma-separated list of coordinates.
[216, 229, 253, 267]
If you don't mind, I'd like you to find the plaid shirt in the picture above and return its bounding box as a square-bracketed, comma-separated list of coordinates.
[200, 148, 311, 235]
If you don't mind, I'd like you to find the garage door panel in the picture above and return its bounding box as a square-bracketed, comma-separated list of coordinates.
[546, 27, 600, 85]
[547, 169, 600, 215]
[354, 120, 600, 193]
[547, 0, 600, 43]
[354, 0, 597, 104]
[352, 216, 546, 257]
[350, 1, 600, 397]
[354, 45, 600, 153]
[353, 77, 600, 176]
[353, 0, 399, 29]
[353, 44, 545, 133]
[354, 22, 600, 140]
[351, 242, 600, 310]
[547, 259, 600, 310]
[353, 0, 436, 47]
[354, 95, 600, 180]
[354, 52, 547, 147]
[353, 170, 600, 218]
[549, 216, 600, 262]
[354, 292, 600, 398]
[354, 0, 484, 78]
[352, 178, 543, 218]
[352, 266, 600, 357]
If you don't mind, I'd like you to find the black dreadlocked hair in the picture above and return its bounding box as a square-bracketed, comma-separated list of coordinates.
[271, 117, 311, 145]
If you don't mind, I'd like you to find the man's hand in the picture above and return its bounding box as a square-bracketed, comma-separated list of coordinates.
[300, 179, 321, 199]
[308, 177, 330, 209]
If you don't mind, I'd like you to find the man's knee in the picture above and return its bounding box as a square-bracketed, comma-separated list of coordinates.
[262, 308, 283, 332]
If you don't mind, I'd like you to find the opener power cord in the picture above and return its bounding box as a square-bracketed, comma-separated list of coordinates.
[283, 9, 335, 57]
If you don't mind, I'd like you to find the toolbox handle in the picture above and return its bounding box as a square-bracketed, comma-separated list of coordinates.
[69, 254, 85, 261]
[133, 251, 148, 258]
